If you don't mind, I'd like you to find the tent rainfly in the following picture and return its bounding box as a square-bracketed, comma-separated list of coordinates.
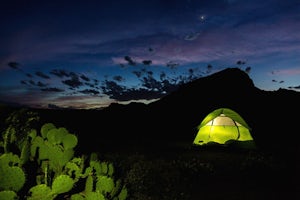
[193, 108, 255, 148]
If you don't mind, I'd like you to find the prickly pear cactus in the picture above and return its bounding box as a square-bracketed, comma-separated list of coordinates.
[30, 123, 78, 177]
[51, 174, 74, 194]
[96, 175, 115, 194]
[27, 184, 52, 200]
[62, 133, 78, 150]
[85, 175, 94, 193]
[40, 123, 56, 139]
[71, 192, 105, 200]
[64, 157, 85, 182]
[70, 153, 128, 200]
[0, 190, 18, 200]
[27, 174, 75, 199]
[0, 153, 26, 192]
[1, 120, 128, 200]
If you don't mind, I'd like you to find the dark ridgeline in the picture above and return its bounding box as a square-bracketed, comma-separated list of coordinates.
[2, 67, 300, 159]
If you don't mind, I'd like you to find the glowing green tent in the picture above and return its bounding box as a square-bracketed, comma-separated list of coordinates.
[193, 108, 255, 148]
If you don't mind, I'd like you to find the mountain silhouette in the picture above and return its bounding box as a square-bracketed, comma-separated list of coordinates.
[147, 67, 260, 140]
[147, 68, 300, 154]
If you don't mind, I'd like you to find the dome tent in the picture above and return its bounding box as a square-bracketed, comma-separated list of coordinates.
[193, 108, 255, 149]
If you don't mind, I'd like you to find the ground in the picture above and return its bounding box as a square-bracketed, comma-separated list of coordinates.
[96, 141, 299, 200]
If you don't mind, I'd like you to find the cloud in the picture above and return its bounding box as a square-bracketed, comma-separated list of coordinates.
[37, 81, 48, 87]
[272, 68, 300, 75]
[132, 70, 142, 78]
[1, 0, 299, 72]
[48, 104, 64, 109]
[113, 75, 125, 82]
[26, 73, 33, 78]
[79, 89, 100, 95]
[184, 32, 201, 41]
[288, 85, 300, 90]
[29, 80, 36, 86]
[41, 87, 64, 92]
[62, 75, 83, 88]
[100, 67, 203, 102]
[245, 66, 251, 74]
[142, 60, 152, 65]
[20, 80, 28, 85]
[48, 95, 112, 109]
[80, 74, 90, 82]
[50, 69, 70, 78]
[166, 61, 180, 69]
[50, 69, 96, 90]
[124, 56, 137, 66]
[35, 71, 50, 79]
[1, 0, 299, 108]
[8, 61, 21, 70]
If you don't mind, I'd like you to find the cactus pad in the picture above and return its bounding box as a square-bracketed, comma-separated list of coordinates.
[0, 166, 26, 192]
[85, 175, 94, 193]
[41, 123, 56, 139]
[0, 152, 20, 166]
[85, 192, 105, 200]
[0, 190, 18, 200]
[51, 174, 74, 194]
[70, 194, 85, 200]
[62, 134, 78, 150]
[96, 175, 114, 194]
[118, 186, 128, 200]
[27, 184, 52, 200]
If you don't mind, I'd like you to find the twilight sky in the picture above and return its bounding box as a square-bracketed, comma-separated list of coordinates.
[1, 0, 300, 109]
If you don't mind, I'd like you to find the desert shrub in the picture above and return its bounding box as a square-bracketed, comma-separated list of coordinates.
[1, 108, 39, 155]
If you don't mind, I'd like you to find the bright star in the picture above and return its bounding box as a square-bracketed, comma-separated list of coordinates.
[199, 15, 206, 21]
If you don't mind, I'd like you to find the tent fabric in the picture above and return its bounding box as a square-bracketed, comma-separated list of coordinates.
[193, 108, 255, 147]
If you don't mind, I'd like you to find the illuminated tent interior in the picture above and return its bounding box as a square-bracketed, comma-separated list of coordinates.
[193, 108, 256, 149]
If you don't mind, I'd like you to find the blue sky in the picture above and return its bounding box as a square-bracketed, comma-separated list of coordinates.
[0, 0, 300, 109]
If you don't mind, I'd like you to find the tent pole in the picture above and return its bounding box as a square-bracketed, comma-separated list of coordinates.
[208, 119, 214, 140]
[233, 121, 240, 140]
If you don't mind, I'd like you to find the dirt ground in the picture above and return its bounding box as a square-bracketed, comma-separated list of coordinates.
[99, 142, 299, 200]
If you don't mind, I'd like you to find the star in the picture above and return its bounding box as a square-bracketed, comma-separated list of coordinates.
[199, 15, 206, 22]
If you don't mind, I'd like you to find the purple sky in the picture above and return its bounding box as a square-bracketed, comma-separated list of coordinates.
[0, 0, 300, 109]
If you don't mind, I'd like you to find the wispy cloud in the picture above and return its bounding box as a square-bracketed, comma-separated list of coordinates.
[272, 68, 300, 75]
